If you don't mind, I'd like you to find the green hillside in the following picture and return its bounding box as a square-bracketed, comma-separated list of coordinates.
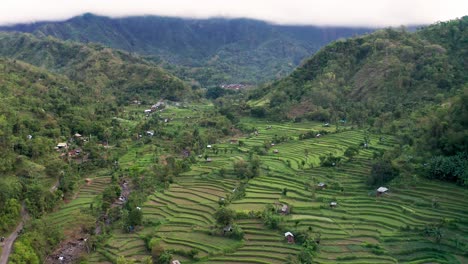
[248, 17, 467, 182]
[0, 14, 374, 86]
[251, 17, 467, 122]
[0, 32, 189, 102]
[1, 16, 467, 264]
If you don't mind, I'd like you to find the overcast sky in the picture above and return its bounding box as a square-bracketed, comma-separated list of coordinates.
[1, 0, 467, 27]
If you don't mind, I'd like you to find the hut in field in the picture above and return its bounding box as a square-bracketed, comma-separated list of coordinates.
[281, 204, 289, 214]
[223, 225, 232, 234]
[377, 187, 389, 196]
[172, 260, 181, 264]
[284, 232, 294, 243]
[317, 182, 327, 189]
[273, 149, 279, 154]
[56, 142, 68, 149]
[330, 202, 337, 208]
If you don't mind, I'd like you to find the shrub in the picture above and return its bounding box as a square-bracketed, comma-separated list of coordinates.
[368, 159, 399, 186]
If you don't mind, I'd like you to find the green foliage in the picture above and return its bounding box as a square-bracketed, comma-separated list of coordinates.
[319, 154, 341, 167]
[10, 219, 63, 263]
[368, 159, 399, 187]
[426, 152, 468, 185]
[214, 207, 236, 226]
[1, 14, 373, 86]
[116, 256, 135, 264]
[233, 155, 261, 179]
[0, 32, 190, 101]
[262, 205, 282, 229]
[252, 17, 467, 127]
[9, 240, 40, 264]
[344, 146, 360, 161]
[0, 198, 21, 233]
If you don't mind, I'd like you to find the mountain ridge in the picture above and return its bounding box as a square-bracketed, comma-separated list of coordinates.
[0, 13, 376, 86]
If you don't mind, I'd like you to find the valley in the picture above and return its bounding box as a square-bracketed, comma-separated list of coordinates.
[0, 13, 467, 264]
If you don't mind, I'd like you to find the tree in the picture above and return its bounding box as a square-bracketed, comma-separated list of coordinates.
[233, 159, 250, 179]
[214, 207, 236, 226]
[344, 146, 360, 161]
[9, 241, 40, 264]
[368, 159, 399, 186]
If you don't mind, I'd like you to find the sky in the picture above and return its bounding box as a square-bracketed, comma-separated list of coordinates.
[1, 0, 467, 27]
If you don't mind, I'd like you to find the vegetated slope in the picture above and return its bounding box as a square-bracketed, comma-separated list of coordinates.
[0, 32, 189, 102]
[251, 16, 467, 123]
[0, 13, 375, 86]
[250, 16, 468, 185]
[0, 58, 100, 226]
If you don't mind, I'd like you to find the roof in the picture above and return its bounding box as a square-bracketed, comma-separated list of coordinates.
[281, 204, 288, 211]
[284, 232, 294, 237]
[172, 261, 181, 264]
[57, 142, 67, 147]
[74, 133, 82, 137]
[207, 145, 212, 148]
[377, 187, 389, 193]
[330, 202, 337, 206]
[318, 182, 326, 187]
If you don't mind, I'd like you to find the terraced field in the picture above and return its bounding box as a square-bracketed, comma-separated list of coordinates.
[84, 105, 468, 264]
[47, 169, 112, 230]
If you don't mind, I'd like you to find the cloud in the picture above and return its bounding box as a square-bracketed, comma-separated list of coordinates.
[1, 0, 467, 26]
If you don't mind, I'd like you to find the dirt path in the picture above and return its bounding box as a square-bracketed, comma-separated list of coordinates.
[0, 205, 28, 264]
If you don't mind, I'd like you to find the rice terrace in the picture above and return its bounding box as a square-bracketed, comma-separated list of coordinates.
[43, 102, 467, 264]
[0, 10, 467, 264]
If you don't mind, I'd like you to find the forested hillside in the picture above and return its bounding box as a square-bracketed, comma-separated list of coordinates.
[249, 16, 467, 184]
[0, 13, 374, 86]
[0, 33, 191, 259]
[0, 32, 189, 102]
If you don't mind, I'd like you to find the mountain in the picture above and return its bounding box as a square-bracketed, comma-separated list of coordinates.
[0, 13, 375, 86]
[249, 16, 467, 122]
[247, 16, 467, 180]
[0, 32, 189, 102]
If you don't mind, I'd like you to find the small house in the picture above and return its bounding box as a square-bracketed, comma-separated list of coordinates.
[56, 142, 68, 149]
[206, 158, 212, 162]
[317, 182, 327, 189]
[146, 131, 155, 136]
[377, 187, 388, 195]
[74, 133, 82, 138]
[207, 145, 212, 148]
[271, 143, 275, 146]
[27, 134, 33, 140]
[273, 149, 279, 154]
[323, 123, 330, 127]
[284, 232, 294, 243]
[172, 260, 181, 264]
[330, 202, 337, 208]
[281, 204, 289, 214]
[316, 133, 321, 138]
[144, 109, 152, 114]
[223, 225, 232, 234]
